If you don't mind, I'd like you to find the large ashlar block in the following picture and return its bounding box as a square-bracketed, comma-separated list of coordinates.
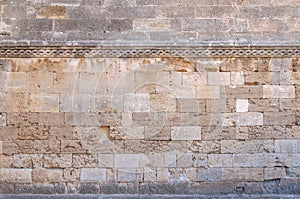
[208, 154, 233, 168]
[196, 86, 220, 99]
[60, 94, 91, 112]
[98, 154, 114, 168]
[208, 72, 230, 85]
[222, 112, 263, 126]
[117, 168, 136, 182]
[221, 140, 274, 154]
[0, 168, 32, 183]
[264, 167, 286, 180]
[27, 72, 54, 93]
[124, 93, 150, 112]
[275, 139, 300, 153]
[110, 126, 145, 140]
[269, 58, 292, 72]
[29, 94, 59, 112]
[171, 126, 201, 140]
[6, 72, 27, 93]
[44, 154, 72, 168]
[198, 168, 221, 182]
[54, 72, 78, 93]
[263, 85, 295, 98]
[80, 168, 106, 182]
[222, 168, 264, 181]
[114, 154, 140, 168]
[176, 153, 193, 168]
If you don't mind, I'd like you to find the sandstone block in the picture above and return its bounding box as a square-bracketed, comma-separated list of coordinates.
[222, 168, 263, 181]
[280, 99, 300, 112]
[27, 72, 54, 93]
[164, 152, 176, 167]
[176, 99, 206, 113]
[264, 167, 286, 180]
[80, 168, 106, 182]
[54, 73, 78, 93]
[114, 154, 140, 168]
[13, 154, 43, 168]
[230, 72, 244, 86]
[236, 99, 248, 112]
[29, 94, 59, 112]
[157, 168, 169, 182]
[264, 112, 296, 126]
[124, 93, 150, 112]
[98, 154, 114, 168]
[275, 139, 300, 153]
[182, 72, 207, 86]
[248, 98, 280, 112]
[36, 6, 66, 19]
[60, 94, 91, 112]
[221, 140, 274, 154]
[269, 58, 292, 72]
[0, 168, 32, 183]
[0, 127, 18, 140]
[176, 153, 193, 168]
[34, 140, 60, 154]
[44, 154, 72, 168]
[223, 86, 263, 99]
[117, 168, 136, 182]
[0, 155, 13, 168]
[47, 169, 64, 183]
[198, 168, 221, 182]
[208, 154, 233, 168]
[263, 85, 295, 98]
[222, 112, 263, 126]
[6, 72, 27, 93]
[32, 168, 47, 183]
[64, 168, 80, 182]
[189, 141, 221, 154]
[286, 126, 300, 139]
[110, 126, 145, 140]
[196, 86, 220, 99]
[73, 154, 98, 168]
[0, 141, 2, 154]
[144, 168, 156, 182]
[171, 126, 201, 140]
[208, 72, 230, 85]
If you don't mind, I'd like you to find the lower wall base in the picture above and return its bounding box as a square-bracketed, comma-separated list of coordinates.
[1, 179, 300, 195]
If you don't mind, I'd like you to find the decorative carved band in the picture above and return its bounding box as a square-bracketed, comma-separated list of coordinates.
[0, 46, 300, 58]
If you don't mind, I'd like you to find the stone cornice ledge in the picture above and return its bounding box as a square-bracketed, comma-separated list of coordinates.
[0, 40, 300, 58]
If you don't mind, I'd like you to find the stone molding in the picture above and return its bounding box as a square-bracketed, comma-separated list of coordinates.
[0, 45, 300, 58]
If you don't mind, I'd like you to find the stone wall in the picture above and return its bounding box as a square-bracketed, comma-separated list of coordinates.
[1, 0, 300, 196]
[0, 0, 300, 43]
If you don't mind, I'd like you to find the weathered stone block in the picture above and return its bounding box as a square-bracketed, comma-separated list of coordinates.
[60, 94, 91, 112]
[47, 169, 64, 183]
[73, 154, 98, 168]
[222, 168, 263, 182]
[236, 99, 248, 112]
[64, 168, 80, 182]
[171, 126, 201, 140]
[0, 141, 2, 154]
[177, 153, 193, 168]
[196, 86, 220, 99]
[208, 72, 230, 85]
[36, 6, 66, 19]
[29, 94, 59, 112]
[222, 112, 263, 126]
[44, 154, 72, 168]
[230, 72, 244, 86]
[275, 139, 300, 153]
[61, 140, 86, 153]
[114, 154, 140, 168]
[208, 154, 233, 168]
[32, 168, 48, 183]
[223, 86, 263, 99]
[0, 127, 18, 140]
[264, 112, 296, 125]
[80, 168, 106, 182]
[110, 126, 145, 140]
[124, 93, 150, 112]
[248, 98, 280, 112]
[221, 140, 274, 154]
[263, 85, 295, 98]
[0, 168, 32, 183]
[269, 58, 292, 72]
[27, 72, 54, 93]
[117, 168, 137, 182]
[98, 154, 114, 168]
[198, 168, 221, 182]
[264, 167, 286, 180]
[13, 154, 43, 168]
